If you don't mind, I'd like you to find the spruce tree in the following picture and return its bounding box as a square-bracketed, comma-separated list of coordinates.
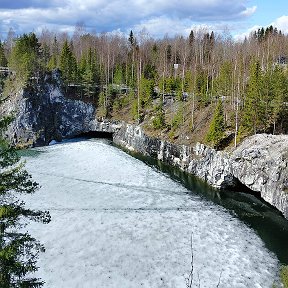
[0, 113, 50, 286]
[215, 61, 232, 98]
[82, 67, 94, 97]
[59, 40, 77, 85]
[241, 60, 263, 135]
[0, 42, 7, 67]
[47, 37, 59, 70]
[205, 100, 225, 148]
[270, 66, 286, 133]
[8, 33, 42, 82]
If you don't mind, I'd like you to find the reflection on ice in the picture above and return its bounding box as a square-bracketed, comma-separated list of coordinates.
[21, 139, 279, 288]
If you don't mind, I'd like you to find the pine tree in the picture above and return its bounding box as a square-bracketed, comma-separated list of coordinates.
[59, 40, 77, 85]
[189, 30, 194, 46]
[0, 42, 7, 67]
[140, 76, 154, 108]
[215, 61, 232, 98]
[128, 30, 135, 47]
[205, 100, 225, 148]
[152, 100, 165, 129]
[241, 60, 263, 135]
[0, 113, 50, 286]
[82, 66, 94, 97]
[270, 66, 286, 133]
[47, 37, 59, 70]
[8, 33, 42, 82]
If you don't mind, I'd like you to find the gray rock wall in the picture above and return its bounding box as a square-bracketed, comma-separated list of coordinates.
[112, 122, 288, 219]
[113, 122, 237, 188]
[231, 134, 288, 219]
[0, 70, 95, 146]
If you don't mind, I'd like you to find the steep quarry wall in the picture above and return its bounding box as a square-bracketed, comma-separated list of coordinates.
[0, 70, 95, 146]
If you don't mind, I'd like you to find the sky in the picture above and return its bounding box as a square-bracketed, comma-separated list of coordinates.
[0, 0, 287, 40]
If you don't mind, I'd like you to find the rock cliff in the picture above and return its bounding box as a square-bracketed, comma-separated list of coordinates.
[0, 70, 95, 147]
[231, 134, 288, 219]
[113, 122, 237, 189]
[112, 122, 288, 219]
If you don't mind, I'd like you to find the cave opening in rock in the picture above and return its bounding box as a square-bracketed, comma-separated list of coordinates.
[230, 177, 263, 199]
[75, 131, 113, 140]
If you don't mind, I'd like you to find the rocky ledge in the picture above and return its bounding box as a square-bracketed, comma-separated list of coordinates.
[231, 134, 288, 219]
[111, 122, 288, 219]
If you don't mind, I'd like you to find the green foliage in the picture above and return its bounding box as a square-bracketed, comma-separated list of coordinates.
[240, 61, 287, 135]
[215, 61, 232, 97]
[152, 102, 165, 129]
[0, 42, 7, 67]
[241, 60, 263, 134]
[40, 43, 51, 69]
[128, 30, 135, 47]
[59, 40, 78, 85]
[157, 77, 181, 97]
[8, 33, 42, 82]
[269, 66, 287, 132]
[82, 67, 94, 97]
[140, 77, 154, 108]
[195, 67, 210, 106]
[0, 115, 50, 287]
[78, 48, 99, 97]
[206, 100, 225, 148]
[112, 97, 121, 112]
[172, 103, 184, 129]
[143, 63, 157, 80]
[114, 64, 124, 85]
[47, 37, 59, 70]
[47, 55, 57, 71]
[97, 91, 107, 118]
[281, 266, 288, 288]
[131, 98, 139, 121]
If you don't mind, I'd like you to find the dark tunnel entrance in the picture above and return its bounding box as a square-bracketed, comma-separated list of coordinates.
[76, 131, 113, 140]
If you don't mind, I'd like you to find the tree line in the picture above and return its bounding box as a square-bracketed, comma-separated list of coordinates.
[0, 25, 288, 147]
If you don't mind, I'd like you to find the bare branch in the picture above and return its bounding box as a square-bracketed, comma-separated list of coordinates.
[216, 270, 223, 288]
[185, 232, 194, 288]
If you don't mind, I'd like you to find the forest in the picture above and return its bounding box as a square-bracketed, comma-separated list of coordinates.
[0, 25, 288, 148]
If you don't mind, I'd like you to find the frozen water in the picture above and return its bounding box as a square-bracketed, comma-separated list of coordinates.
[21, 139, 279, 288]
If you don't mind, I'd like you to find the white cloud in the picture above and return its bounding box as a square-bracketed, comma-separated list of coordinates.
[271, 15, 288, 34]
[234, 25, 261, 41]
[131, 16, 234, 38]
[240, 5, 257, 17]
[0, 0, 257, 39]
[234, 15, 288, 42]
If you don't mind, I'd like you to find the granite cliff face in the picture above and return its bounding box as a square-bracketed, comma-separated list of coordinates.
[231, 134, 288, 219]
[112, 122, 288, 219]
[0, 70, 95, 147]
[113, 122, 237, 188]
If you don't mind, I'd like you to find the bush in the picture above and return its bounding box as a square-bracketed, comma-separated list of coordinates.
[152, 102, 165, 129]
[205, 100, 225, 148]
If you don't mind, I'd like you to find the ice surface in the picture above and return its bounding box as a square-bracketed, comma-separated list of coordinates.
[20, 139, 279, 288]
